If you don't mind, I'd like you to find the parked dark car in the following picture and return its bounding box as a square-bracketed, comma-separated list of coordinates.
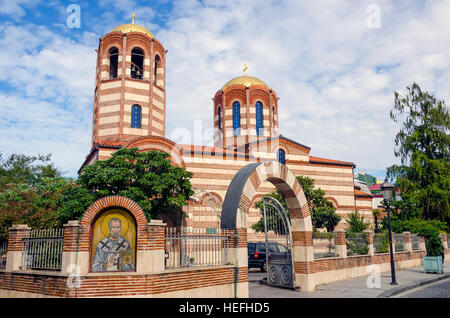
[248, 242, 290, 272]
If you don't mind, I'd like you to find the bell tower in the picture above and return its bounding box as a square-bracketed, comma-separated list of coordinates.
[91, 14, 167, 146]
[213, 66, 279, 150]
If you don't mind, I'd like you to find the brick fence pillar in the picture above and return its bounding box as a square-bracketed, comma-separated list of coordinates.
[61, 220, 83, 275]
[138, 219, 166, 274]
[419, 236, 426, 251]
[440, 233, 448, 250]
[364, 230, 374, 256]
[5, 224, 31, 272]
[334, 230, 347, 258]
[403, 232, 412, 252]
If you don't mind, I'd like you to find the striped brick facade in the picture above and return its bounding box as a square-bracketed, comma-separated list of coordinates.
[213, 84, 279, 150]
[92, 28, 166, 145]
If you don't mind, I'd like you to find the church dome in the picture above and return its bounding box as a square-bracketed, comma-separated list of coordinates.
[110, 23, 155, 38]
[222, 74, 268, 90]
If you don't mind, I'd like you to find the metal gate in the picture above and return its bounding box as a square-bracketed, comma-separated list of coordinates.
[263, 196, 295, 289]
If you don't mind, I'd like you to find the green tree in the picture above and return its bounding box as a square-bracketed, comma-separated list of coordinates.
[387, 83, 450, 223]
[345, 210, 369, 233]
[0, 177, 73, 238]
[0, 153, 69, 238]
[0, 153, 62, 191]
[58, 148, 194, 224]
[252, 176, 341, 233]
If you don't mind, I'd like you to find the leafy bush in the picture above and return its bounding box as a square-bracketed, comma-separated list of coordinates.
[418, 224, 443, 257]
[374, 230, 390, 253]
[346, 232, 369, 255]
[346, 210, 369, 233]
[384, 217, 448, 235]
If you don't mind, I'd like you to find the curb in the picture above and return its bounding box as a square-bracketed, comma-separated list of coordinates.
[377, 272, 450, 298]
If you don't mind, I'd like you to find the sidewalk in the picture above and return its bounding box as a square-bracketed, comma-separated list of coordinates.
[249, 260, 450, 298]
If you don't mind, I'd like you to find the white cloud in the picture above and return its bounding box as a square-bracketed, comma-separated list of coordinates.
[1, 0, 450, 178]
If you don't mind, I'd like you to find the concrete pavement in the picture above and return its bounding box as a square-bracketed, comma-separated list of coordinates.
[248, 260, 450, 298]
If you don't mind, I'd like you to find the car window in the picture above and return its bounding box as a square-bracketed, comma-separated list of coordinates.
[268, 243, 279, 253]
[258, 244, 266, 252]
[248, 243, 256, 253]
[277, 244, 288, 253]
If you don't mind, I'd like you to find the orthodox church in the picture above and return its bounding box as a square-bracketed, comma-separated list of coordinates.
[80, 17, 373, 238]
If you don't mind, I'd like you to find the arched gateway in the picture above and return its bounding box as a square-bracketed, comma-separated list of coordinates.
[221, 161, 316, 292]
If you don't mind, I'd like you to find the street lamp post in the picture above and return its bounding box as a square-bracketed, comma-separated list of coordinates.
[380, 177, 398, 285]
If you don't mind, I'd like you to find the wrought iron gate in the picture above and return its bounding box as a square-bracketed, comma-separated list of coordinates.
[263, 196, 295, 289]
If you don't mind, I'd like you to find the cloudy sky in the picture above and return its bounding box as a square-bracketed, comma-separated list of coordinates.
[0, 0, 449, 179]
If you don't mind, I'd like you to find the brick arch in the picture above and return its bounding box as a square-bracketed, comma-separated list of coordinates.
[81, 196, 147, 228]
[123, 135, 185, 168]
[325, 196, 339, 208]
[199, 191, 223, 205]
[79, 196, 148, 255]
[221, 161, 314, 290]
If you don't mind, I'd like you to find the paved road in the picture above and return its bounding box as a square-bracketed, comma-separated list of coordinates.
[248, 261, 450, 298]
[394, 277, 450, 298]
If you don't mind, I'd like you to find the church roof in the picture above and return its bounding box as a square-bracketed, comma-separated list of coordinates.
[309, 156, 354, 167]
[222, 74, 268, 90]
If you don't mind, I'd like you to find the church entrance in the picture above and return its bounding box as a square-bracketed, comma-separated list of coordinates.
[221, 161, 314, 293]
[261, 196, 294, 289]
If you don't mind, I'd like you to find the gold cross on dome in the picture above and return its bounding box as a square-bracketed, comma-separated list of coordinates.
[243, 64, 248, 75]
[132, 12, 135, 24]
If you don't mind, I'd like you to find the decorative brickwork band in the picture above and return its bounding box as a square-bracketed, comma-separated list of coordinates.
[62, 220, 81, 253]
[7, 224, 31, 252]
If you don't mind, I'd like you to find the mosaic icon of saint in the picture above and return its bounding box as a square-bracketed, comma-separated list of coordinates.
[91, 218, 135, 272]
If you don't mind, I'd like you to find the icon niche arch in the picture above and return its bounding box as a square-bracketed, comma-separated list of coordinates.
[80, 196, 148, 273]
[221, 161, 315, 291]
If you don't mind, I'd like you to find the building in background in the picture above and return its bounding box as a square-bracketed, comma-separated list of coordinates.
[79, 17, 374, 236]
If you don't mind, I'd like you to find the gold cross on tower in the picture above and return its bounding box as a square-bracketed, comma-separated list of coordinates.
[243, 64, 248, 75]
[132, 12, 135, 24]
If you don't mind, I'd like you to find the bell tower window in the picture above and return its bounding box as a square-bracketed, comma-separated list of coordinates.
[232, 101, 240, 136]
[154, 54, 161, 85]
[131, 104, 142, 128]
[256, 101, 263, 136]
[109, 47, 119, 79]
[131, 48, 144, 80]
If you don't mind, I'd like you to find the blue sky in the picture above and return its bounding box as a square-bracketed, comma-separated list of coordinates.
[0, 0, 449, 180]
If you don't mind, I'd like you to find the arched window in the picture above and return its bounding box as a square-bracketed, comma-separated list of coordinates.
[154, 55, 161, 85]
[131, 48, 144, 80]
[256, 101, 263, 136]
[277, 149, 286, 165]
[232, 101, 240, 136]
[218, 106, 222, 130]
[109, 47, 119, 79]
[131, 104, 142, 128]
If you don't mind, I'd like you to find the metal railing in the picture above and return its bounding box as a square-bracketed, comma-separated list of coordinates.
[346, 232, 369, 256]
[313, 232, 336, 259]
[165, 227, 230, 269]
[373, 232, 389, 253]
[394, 233, 405, 252]
[21, 228, 64, 271]
[411, 234, 420, 251]
[0, 240, 8, 269]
